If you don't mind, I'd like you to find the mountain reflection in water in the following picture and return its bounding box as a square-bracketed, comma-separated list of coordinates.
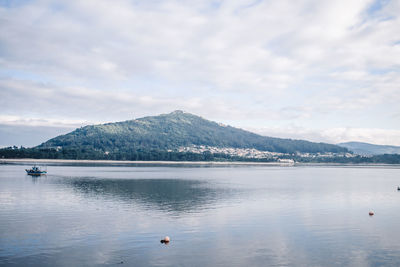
[67, 178, 237, 214]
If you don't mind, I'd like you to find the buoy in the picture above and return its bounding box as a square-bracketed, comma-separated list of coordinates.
[160, 236, 170, 244]
[369, 211, 374, 216]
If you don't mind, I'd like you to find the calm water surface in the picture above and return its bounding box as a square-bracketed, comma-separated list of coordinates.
[1, 164, 400, 266]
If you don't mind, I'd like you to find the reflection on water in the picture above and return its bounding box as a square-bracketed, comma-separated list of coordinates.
[1, 164, 400, 266]
[69, 178, 234, 214]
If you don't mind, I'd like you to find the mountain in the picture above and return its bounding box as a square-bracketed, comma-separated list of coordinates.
[337, 142, 400, 156]
[38, 111, 347, 156]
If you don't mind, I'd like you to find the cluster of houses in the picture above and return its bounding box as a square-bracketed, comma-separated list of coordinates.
[178, 145, 285, 159]
[178, 145, 355, 161]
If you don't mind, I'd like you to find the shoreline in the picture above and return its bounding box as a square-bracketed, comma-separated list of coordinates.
[1, 158, 400, 167]
[0, 158, 292, 166]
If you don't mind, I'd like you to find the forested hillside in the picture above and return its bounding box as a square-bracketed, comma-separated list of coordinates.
[338, 142, 400, 155]
[38, 111, 347, 154]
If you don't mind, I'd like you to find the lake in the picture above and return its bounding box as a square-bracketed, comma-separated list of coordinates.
[1, 163, 400, 266]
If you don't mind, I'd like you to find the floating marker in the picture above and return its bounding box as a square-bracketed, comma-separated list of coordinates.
[160, 236, 170, 243]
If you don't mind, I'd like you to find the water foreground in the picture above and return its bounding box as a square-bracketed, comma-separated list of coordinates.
[1, 163, 400, 266]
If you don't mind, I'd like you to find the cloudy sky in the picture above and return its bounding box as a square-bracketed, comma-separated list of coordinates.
[1, 0, 399, 147]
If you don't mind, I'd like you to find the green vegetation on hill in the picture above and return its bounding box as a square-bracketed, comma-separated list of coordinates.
[0, 146, 277, 162]
[337, 142, 400, 155]
[3, 111, 373, 162]
[1, 146, 400, 164]
[38, 110, 347, 154]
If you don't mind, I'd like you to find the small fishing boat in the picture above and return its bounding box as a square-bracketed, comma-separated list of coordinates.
[25, 166, 47, 176]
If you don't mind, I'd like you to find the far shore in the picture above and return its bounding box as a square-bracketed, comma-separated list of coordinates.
[1, 158, 399, 167]
[0, 158, 292, 166]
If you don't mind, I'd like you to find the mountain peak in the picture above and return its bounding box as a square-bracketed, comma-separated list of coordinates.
[160, 110, 201, 121]
[165, 110, 194, 118]
[39, 111, 348, 155]
[170, 110, 185, 114]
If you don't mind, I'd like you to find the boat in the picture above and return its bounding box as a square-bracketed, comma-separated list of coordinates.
[25, 166, 47, 176]
[398, 186, 400, 191]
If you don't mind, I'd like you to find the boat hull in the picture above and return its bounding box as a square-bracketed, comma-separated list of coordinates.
[25, 170, 47, 176]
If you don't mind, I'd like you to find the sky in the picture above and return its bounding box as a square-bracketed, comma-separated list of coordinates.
[0, 0, 399, 147]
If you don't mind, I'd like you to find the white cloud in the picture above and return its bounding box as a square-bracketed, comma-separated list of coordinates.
[0, 78, 254, 124]
[0, 115, 90, 128]
[0, 0, 399, 145]
[251, 126, 400, 146]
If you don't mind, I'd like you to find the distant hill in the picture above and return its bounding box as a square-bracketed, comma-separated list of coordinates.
[38, 110, 347, 155]
[337, 142, 400, 155]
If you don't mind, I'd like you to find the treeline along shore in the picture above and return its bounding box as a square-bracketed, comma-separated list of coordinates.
[0, 158, 292, 166]
[1, 146, 400, 164]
